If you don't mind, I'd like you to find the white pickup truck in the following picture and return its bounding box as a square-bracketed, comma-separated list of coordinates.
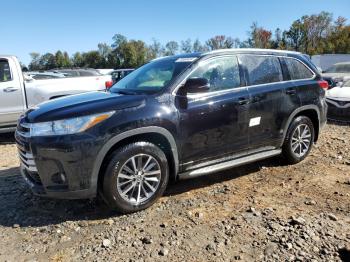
[0, 55, 112, 133]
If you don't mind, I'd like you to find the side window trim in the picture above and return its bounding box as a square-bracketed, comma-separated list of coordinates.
[0, 58, 13, 83]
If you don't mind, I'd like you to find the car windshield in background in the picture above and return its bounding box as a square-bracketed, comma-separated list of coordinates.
[342, 80, 350, 87]
[324, 64, 350, 73]
[110, 57, 196, 94]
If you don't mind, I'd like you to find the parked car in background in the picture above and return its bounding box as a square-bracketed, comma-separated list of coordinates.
[25, 71, 66, 80]
[53, 69, 102, 77]
[322, 62, 350, 84]
[0, 55, 111, 133]
[15, 49, 327, 213]
[312, 54, 350, 72]
[110, 69, 134, 83]
[326, 79, 350, 122]
[96, 69, 114, 75]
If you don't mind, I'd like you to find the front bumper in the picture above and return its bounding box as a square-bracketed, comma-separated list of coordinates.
[15, 120, 105, 199]
[326, 99, 350, 122]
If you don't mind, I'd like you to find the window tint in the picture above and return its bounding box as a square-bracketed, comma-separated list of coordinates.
[240, 55, 283, 85]
[189, 56, 240, 92]
[0, 60, 12, 82]
[284, 58, 314, 80]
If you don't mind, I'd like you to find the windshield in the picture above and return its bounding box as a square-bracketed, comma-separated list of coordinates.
[110, 57, 195, 94]
[324, 64, 350, 73]
[342, 80, 350, 87]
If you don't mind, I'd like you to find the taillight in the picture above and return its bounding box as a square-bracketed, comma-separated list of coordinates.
[105, 80, 113, 89]
[318, 80, 329, 90]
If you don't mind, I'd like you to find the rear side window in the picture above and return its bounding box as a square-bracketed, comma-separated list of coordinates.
[189, 56, 241, 92]
[240, 55, 283, 85]
[284, 58, 314, 80]
[0, 59, 12, 82]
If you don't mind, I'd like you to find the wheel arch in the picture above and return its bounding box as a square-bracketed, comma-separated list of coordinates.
[91, 126, 179, 196]
[282, 105, 321, 146]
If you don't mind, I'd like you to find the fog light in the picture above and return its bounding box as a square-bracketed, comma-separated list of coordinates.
[51, 173, 67, 184]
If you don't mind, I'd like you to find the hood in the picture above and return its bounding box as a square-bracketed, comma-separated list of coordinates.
[326, 86, 350, 101]
[26, 91, 146, 122]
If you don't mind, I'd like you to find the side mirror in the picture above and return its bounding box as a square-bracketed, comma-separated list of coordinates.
[182, 77, 210, 94]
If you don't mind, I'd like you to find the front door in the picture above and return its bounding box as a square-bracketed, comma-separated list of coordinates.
[176, 55, 250, 171]
[0, 58, 25, 127]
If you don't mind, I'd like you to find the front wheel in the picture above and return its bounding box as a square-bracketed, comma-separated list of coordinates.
[101, 142, 169, 213]
[282, 116, 315, 164]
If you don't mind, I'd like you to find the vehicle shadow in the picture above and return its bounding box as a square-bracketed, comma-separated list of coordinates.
[0, 132, 15, 145]
[327, 119, 350, 126]
[0, 156, 283, 228]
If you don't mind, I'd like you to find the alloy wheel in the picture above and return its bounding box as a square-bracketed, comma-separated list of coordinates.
[116, 154, 161, 205]
[291, 124, 312, 158]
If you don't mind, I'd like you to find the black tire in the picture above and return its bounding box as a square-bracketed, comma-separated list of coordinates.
[101, 142, 169, 213]
[282, 116, 315, 164]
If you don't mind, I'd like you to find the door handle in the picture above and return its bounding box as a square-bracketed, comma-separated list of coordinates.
[286, 88, 296, 95]
[238, 97, 250, 105]
[3, 87, 19, 93]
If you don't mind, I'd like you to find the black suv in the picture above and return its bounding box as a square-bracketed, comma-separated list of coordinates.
[16, 49, 328, 213]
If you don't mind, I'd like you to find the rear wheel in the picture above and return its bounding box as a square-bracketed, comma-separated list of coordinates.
[101, 142, 169, 213]
[282, 116, 315, 164]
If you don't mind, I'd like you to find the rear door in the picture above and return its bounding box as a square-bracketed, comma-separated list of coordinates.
[0, 58, 26, 127]
[239, 54, 285, 150]
[281, 56, 317, 106]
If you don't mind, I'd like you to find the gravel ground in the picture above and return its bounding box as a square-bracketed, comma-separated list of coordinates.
[0, 123, 349, 262]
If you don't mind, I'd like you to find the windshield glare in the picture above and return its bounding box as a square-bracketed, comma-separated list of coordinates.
[110, 57, 194, 94]
[325, 64, 350, 73]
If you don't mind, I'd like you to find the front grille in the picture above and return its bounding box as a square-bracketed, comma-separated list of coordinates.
[326, 98, 350, 108]
[15, 118, 42, 185]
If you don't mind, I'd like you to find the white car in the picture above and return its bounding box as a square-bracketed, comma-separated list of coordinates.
[0, 55, 112, 133]
[322, 62, 350, 84]
[326, 80, 350, 122]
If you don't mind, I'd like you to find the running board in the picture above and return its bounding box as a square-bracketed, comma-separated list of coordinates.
[178, 149, 281, 180]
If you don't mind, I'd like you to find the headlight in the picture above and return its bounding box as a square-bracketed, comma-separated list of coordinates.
[30, 111, 115, 136]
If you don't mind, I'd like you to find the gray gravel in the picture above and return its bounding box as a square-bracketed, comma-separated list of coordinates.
[0, 123, 349, 261]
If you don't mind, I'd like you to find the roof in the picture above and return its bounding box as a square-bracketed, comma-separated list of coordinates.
[152, 48, 303, 63]
[203, 48, 301, 56]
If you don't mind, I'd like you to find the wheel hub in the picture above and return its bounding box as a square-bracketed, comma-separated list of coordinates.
[116, 154, 161, 205]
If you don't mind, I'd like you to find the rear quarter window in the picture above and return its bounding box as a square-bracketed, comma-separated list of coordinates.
[240, 55, 283, 85]
[284, 58, 314, 80]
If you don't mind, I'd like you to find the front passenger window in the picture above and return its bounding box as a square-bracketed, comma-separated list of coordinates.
[189, 56, 241, 92]
[0, 60, 12, 82]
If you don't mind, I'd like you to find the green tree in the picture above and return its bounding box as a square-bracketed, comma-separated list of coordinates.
[206, 35, 239, 50]
[72, 52, 84, 67]
[40, 53, 57, 69]
[164, 41, 179, 56]
[147, 38, 164, 60]
[247, 23, 273, 48]
[181, 39, 193, 53]
[193, 39, 208, 52]
[28, 52, 41, 70]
